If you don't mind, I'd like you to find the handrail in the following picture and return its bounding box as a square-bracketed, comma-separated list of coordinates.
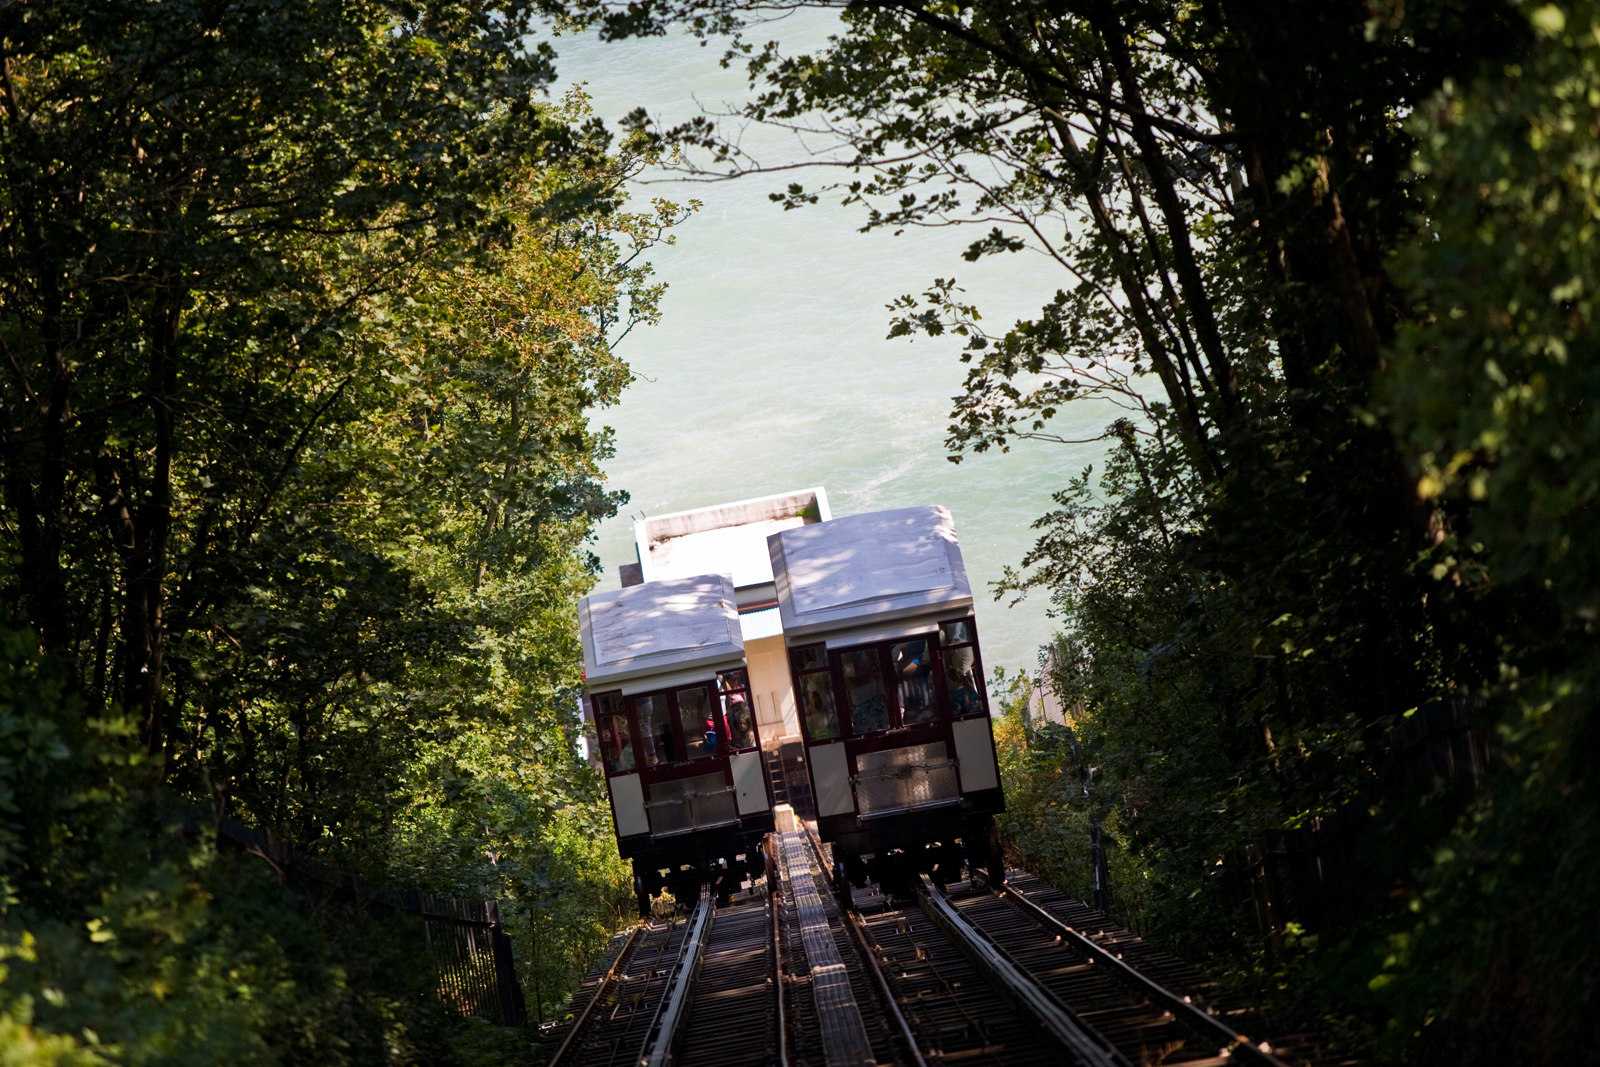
[917, 874, 1130, 1067]
[850, 759, 958, 783]
[857, 796, 962, 821]
[546, 922, 643, 1067]
[644, 785, 736, 808]
[638, 884, 715, 1067]
[650, 818, 740, 839]
[995, 882, 1287, 1066]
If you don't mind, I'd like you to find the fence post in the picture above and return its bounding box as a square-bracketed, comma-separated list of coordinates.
[487, 901, 529, 1028]
[1246, 840, 1284, 953]
[1090, 823, 1110, 914]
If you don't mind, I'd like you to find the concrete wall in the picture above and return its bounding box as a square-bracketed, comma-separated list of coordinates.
[637, 487, 829, 545]
[744, 633, 799, 742]
[1029, 678, 1069, 727]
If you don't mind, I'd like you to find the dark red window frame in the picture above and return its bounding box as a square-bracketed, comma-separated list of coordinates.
[787, 615, 988, 745]
[715, 668, 760, 752]
[592, 668, 759, 780]
[937, 617, 989, 720]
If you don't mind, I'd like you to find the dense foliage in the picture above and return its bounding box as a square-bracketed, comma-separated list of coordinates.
[0, 1, 683, 1059]
[9, 0, 1600, 1061]
[555, 0, 1600, 1059]
[0, 635, 545, 1066]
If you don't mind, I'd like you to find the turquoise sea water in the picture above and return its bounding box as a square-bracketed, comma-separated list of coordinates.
[552, 16, 1115, 673]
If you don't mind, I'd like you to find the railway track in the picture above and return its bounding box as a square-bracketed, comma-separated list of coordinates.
[547, 831, 1323, 1067]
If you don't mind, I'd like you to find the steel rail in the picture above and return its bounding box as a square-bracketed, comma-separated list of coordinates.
[766, 836, 791, 1067]
[806, 828, 829, 884]
[916, 874, 1131, 1067]
[843, 907, 934, 1067]
[802, 827, 841, 923]
[637, 885, 715, 1067]
[806, 828, 932, 1067]
[546, 922, 645, 1067]
[995, 882, 1287, 1066]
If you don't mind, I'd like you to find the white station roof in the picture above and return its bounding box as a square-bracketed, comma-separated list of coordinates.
[579, 574, 745, 688]
[768, 505, 974, 639]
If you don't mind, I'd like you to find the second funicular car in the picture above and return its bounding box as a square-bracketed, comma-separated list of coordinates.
[768, 505, 1005, 903]
[579, 574, 776, 913]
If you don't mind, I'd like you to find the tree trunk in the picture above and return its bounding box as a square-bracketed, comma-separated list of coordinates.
[1, 58, 74, 664]
[1045, 105, 1223, 481]
[1093, 1, 1241, 426]
[8, 278, 74, 661]
[123, 288, 182, 761]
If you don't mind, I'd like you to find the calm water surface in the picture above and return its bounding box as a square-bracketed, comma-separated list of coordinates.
[553, 16, 1116, 672]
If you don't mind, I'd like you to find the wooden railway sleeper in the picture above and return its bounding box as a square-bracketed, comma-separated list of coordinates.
[807, 828, 932, 1067]
[916, 874, 1132, 1067]
[637, 884, 715, 1067]
[546, 922, 645, 1067]
[994, 882, 1288, 1066]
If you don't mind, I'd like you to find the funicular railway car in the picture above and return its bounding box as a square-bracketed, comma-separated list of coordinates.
[625, 487, 831, 821]
[578, 574, 776, 914]
[768, 505, 1005, 905]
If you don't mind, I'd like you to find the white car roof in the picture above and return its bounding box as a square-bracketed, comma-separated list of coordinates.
[768, 505, 973, 640]
[578, 573, 744, 688]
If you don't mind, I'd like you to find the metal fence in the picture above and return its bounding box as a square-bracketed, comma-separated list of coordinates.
[1072, 698, 1489, 947]
[216, 816, 528, 1027]
[1247, 697, 1489, 938]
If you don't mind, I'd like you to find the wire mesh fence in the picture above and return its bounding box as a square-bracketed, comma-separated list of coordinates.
[216, 816, 528, 1027]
